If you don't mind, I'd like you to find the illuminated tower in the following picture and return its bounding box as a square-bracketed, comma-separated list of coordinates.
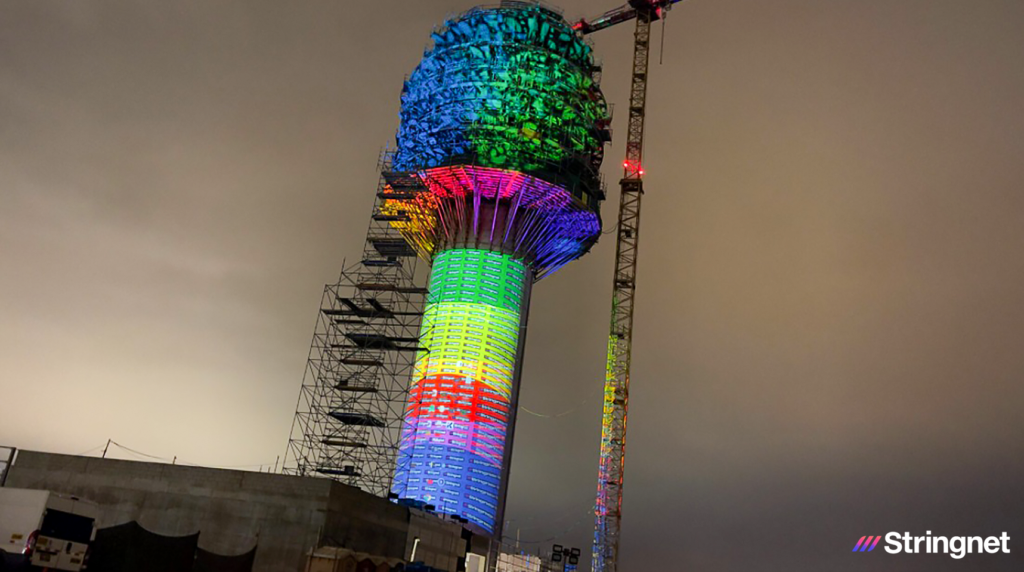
[385, 3, 610, 536]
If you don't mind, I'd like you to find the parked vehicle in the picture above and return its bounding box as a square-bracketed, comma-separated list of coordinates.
[0, 488, 98, 571]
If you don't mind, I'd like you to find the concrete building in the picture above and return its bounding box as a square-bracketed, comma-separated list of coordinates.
[4, 451, 474, 571]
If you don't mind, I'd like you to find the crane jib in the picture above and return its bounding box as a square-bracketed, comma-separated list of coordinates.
[573, 0, 685, 36]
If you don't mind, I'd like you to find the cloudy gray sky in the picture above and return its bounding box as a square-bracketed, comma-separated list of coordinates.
[3, 1, 1024, 570]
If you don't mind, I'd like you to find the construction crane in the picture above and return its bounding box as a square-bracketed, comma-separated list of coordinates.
[574, 2, 685, 571]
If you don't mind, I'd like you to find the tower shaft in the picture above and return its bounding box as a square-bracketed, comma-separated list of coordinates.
[392, 248, 532, 536]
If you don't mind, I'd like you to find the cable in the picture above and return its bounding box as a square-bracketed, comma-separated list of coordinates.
[518, 382, 603, 418]
[519, 403, 582, 418]
[660, 10, 667, 65]
[177, 461, 278, 470]
[73, 444, 107, 457]
[109, 441, 171, 462]
[108, 441, 277, 471]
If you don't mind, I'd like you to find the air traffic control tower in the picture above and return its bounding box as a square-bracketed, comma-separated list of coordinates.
[383, 2, 611, 537]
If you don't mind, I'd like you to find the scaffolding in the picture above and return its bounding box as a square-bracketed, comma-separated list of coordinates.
[0, 446, 15, 487]
[283, 150, 429, 497]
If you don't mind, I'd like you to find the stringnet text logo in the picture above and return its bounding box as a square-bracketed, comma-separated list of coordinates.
[852, 532, 1011, 559]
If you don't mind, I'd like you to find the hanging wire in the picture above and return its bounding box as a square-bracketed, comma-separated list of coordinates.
[519, 403, 582, 418]
[518, 381, 603, 419]
[74, 443, 108, 456]
[106, 441, 277, 471]
[108, 441, 171, 462]
[660, 11, 667, 65]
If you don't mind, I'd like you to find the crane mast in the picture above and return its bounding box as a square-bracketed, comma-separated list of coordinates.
[593, 11, 650, 571]
[576, 2, 683, 570]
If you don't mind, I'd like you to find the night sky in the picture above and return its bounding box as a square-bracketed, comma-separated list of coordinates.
[3, 1, 1024, 570]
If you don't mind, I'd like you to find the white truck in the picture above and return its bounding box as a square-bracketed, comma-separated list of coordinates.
[0, 488, 98, 571]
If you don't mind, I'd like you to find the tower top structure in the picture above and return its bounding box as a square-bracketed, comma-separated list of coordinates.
[385, 2, 611, 278]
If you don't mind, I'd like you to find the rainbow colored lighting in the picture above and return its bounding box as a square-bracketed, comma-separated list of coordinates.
[383, 165, 601, 278]
[394, 6, 609, 186]
[392, 249, 528, 533]
[388, 4, 609, 537]
[594, 332, 622, 526]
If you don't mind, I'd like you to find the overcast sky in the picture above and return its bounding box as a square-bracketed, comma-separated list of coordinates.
[3, 1, 1024, 570]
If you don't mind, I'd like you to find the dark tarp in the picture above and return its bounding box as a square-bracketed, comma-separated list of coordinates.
[89, 521, 198, 572]
[193, 545, 257, 572]
[88, 521, 256, 572]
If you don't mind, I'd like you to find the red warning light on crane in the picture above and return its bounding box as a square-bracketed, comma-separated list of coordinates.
[623, 160, 645, 177]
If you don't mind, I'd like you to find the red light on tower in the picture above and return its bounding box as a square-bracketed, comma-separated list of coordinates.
[623, 160, 645, 178]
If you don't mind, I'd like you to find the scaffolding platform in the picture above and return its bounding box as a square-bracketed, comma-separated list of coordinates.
[373, 213, 411, 222]
[356, 283, 429, 295]
[337, 357, 384, 367]
[329, 411, 386, 428]
[334, 383, 378, 393]
[321, 439, 368, 448]
[317, 466, 362, 477]
[371, 238, 417, 258]
[361, 258, 401, 268]
[341, 333, 424, 352]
